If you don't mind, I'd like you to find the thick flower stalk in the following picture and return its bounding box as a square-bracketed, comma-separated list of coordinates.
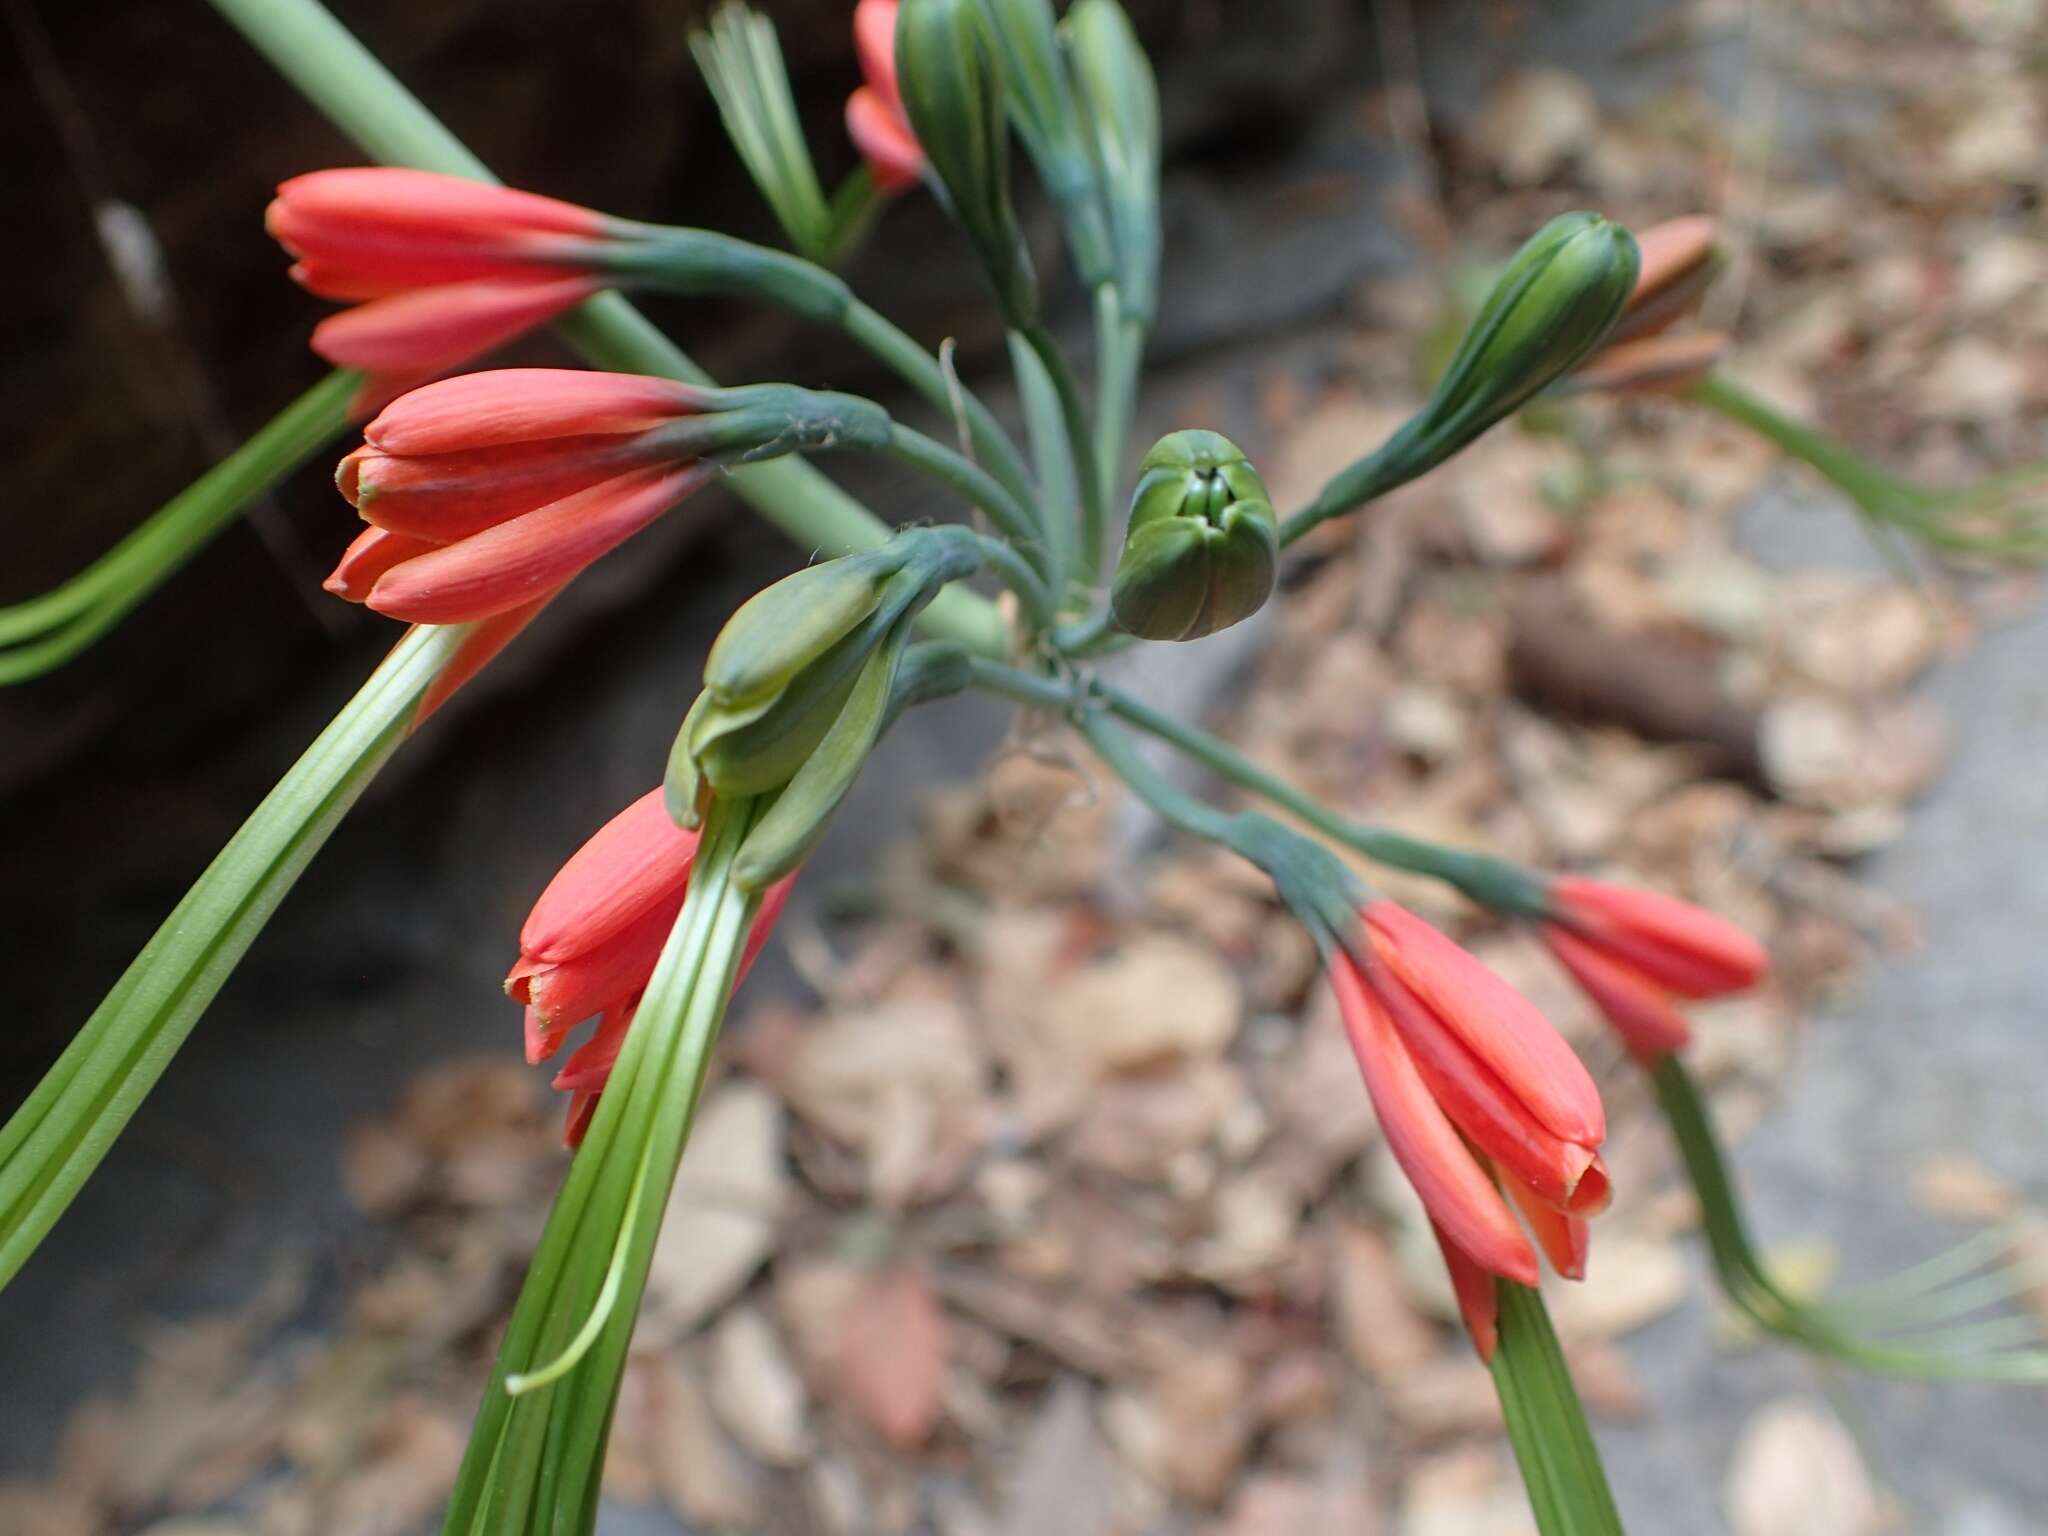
[508, 788, 793, 1142]
[846, 0, 926, 194]
[1539, 875, 1769, 1059]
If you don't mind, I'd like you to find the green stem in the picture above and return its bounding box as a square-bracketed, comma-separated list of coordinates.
[1008, 332, 1079, 600]
[1073, 709, 1239, 843]
[842, 300, 1035, 511]
[1020, 322, 1106, 586]
[1649, 1056, 2048, 1382]
[207, 0, 1006, 661]
[960, 658, 1551, 914]
[822, 168, 884, 266]
[0, 370, 360, 651]
[882, 424, 1052, 589]
[968, 536, 1056, 630]
[1490, 1280, 1629, 1535]
[1090, 282, 1142, 522]
[1278, 418, 1428, 548]
[445, 800, 762, 1535]
[1691, 373, 1929, 515]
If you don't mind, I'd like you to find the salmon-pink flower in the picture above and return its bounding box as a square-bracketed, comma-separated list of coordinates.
[267, 169, 626, 378]
[324, 369, 724, 624]
[1358, 900, 1609, 1216]
[1331, 951, 1542, 1287]
[846, 0, 926, 193]
[1540, 875, 1768, 1060]
[505, 788, 795, 1143]
[1331, 903, 1610, 1356]
[1564, 331, 1727, 397]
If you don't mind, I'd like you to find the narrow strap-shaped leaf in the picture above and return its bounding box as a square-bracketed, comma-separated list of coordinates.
[0, 623, 468, 1287]
[1651, 1055, 2048, 1381]
[441, 799, 764, 1536]
[1490, 1280, 1629, 1535]
[0, 369, 360, 677]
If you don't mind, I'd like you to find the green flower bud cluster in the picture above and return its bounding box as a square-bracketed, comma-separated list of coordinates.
[896, 0, 1039, 329]
[668, 525, 986, 887]
[1111, 430, 1277, 641]
[1062, 0, 1160, 326]
[982, 0, 1116, 291]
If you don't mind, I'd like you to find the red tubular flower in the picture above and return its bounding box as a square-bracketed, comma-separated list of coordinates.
[1540, 875, 1767, 1060]
[267, 169, 625, 376]
[1329, 952, 1541, 1287]
[505, 789, 795, 1143]
[846, 0, 926, 193]
[1332, 903, 1611, 1356]
[324, 370, 721, 624]
[1360, 901, 1608, 1213]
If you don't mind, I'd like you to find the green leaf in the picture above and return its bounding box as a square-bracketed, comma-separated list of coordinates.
[1651, 1056, 2048, 1381]
[0, 622, 468, 1289]
[441, 799, 765, 1536]
[0, 369, 360, 681]
[1490, 1280, 1629, 1535]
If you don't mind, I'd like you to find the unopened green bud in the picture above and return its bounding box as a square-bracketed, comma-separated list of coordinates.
[983, 0, 1115, 289]
[703, 547, 903, 710]
[1111, 430, 1277, 641]
[734, 626, 909, 889]
[1062, 0, 1159, 326]
[896, 0, 1039, 327]
[1297, 213, 1639, 534]
[1423, 212, 1639, 450]
[668, 527, 987, 825]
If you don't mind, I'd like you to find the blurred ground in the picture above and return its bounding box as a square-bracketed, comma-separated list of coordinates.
[3, 1, 2048, 1534]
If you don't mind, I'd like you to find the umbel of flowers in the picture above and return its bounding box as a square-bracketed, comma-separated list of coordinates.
[6, 4, 2045, 1536]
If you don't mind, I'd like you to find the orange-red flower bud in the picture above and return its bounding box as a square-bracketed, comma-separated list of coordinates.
[847, 0, 926, 193]
[1330, 952, 1542, 1286]
[504, 788, 796, 1143]
[1565, 331, 1727, 397]
[269, 168, 622, 379]
[1540, 875, 1768, 1062]
[323, 370, 724, 625]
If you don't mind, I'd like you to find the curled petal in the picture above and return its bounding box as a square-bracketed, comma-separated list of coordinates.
[1497, 1161, 1593, 1281]
[521, 789, 701, 963]
[412, 583, 567, 728]
[1431, 1222, 1502, 1361]
[847, 88, 926, 193]
[510, 895, 682, 1034]
[272, 168, 608, 240]
[1372, 962, 1607, 1213]
[347, 436, 655, 541]
[1331, 956, 1540, 1285]
[1567, 332, 1727, 398]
